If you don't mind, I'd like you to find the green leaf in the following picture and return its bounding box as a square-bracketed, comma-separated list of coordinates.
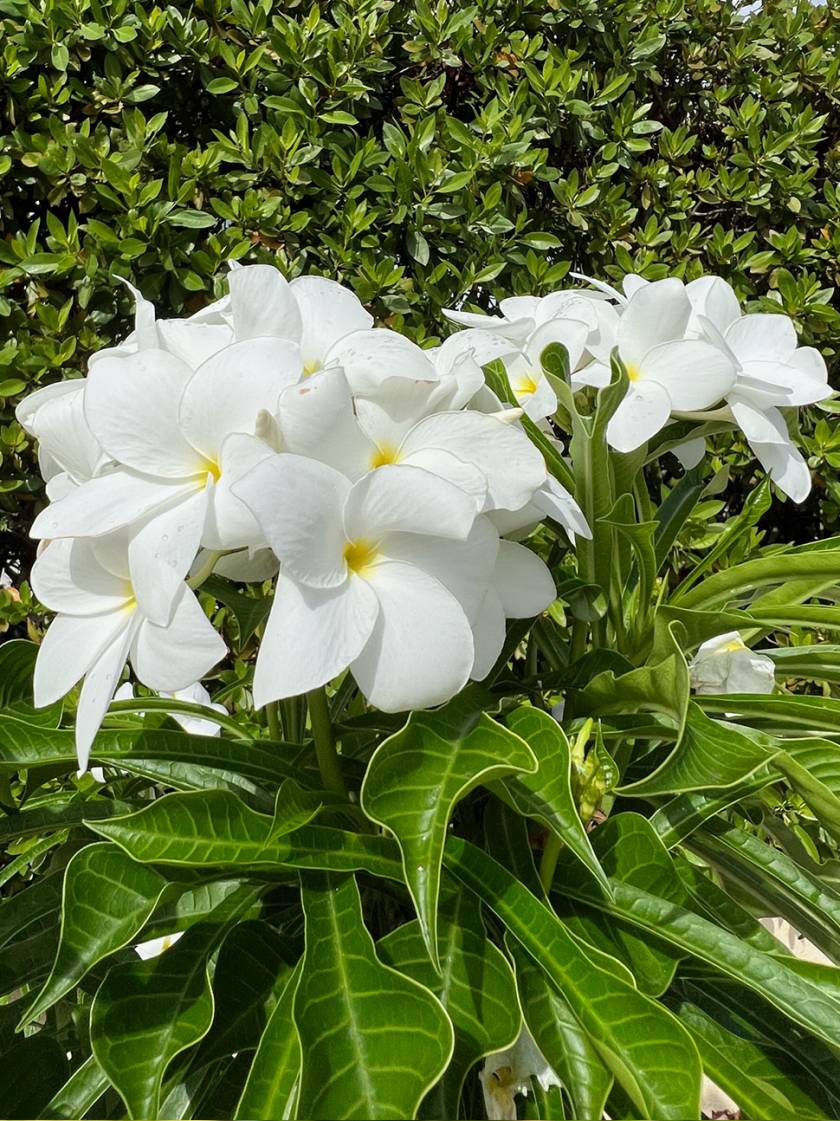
[39, 1054, 110, 1121]
[235, 962, 302, 1121]
[88, 789, 402, 879]
[406, 228, 430, 264]
[649, 774, 774, 848]
[522, 232, 562, 248]
[90, 885, 259, 1119]
[698, 692, 840, 737]
[0, 640, 61, 724]
[621, 703, 779, 796]
[0, 1033, 69, 1118]
[195, 920, 292, 1069]
[552, 827, 840, 1046]
[443, 836, 702, 1120]
[499, 706, 609, 893]
[674, 999, 830, 1120]
[202, 575, 271, 642]
[207, 77, 238, 94]
[378, 888, 520, 1119]
[22, 843, 169, 1026]
[167, 209, 217, 228]
[512, 944, 613, 1121]
[675, 548, 840, 610]
[321, 110, 358, 125]
[361, 695, 536, 967]
[294, 873, 454, 1120]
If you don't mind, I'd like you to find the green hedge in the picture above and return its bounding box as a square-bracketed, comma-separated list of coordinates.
[1, 0, 838, 556]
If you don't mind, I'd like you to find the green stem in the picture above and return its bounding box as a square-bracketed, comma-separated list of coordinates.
[307, 687, 347, 798]
[108, 697, 252, 741]
[539, 833, 563, 893]
[266, 702, 281, 741]
[187, 549, 224, 590]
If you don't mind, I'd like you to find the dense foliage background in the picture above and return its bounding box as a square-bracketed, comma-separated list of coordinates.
[3, 3, 840, 1120]
[1, 0, 839, 616]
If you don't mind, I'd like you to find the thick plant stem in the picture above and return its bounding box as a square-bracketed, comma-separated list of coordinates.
[307, 686, 347, 797]
[266, 702, 281, 741]
[539, 833, 563, 893]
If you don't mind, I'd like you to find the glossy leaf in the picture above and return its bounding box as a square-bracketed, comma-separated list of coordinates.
[379, 888, 520, 1119]
[361, 696, 536, 966]
[90, 885, 260, 1119]
[88, 789, 402, 880]
[22, 843, 170, 1026]
[675, 999, 830, 1120]
[513, 944, 613, 1121]
[235, 962, 302, 1121]
[38, 1054, 110, 1121]
[500, 706, 609, 893]
[621, 703, 778, 796]
[294, 873, 454, 1120]
[443, 835, 702, 1120]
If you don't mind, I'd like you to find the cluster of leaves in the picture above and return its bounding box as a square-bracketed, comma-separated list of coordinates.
[1, 0, 840, 599]
[2, 350, 840, 1119]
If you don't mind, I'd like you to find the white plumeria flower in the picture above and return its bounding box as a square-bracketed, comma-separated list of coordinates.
[29, 335, 300, 624]
[572, 278, 737, 452]
[32, 536, 226, 769]
[276, 367, 548, 514]
[234, 454, 490, 712]
[480, 1027, 562, 1121]
[687, 276, 829, 501]
[689, 632, 775, 695]
[134, 931, 184, 960]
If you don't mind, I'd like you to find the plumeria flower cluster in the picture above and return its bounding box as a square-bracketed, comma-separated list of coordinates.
[444, 272, 830, 501]
[20, 264, 586, 768]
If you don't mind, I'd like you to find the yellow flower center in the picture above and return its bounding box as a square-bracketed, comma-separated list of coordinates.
[303, 359, 322, 378]
[197, 458, 222, 484]
[343, 539, 379, 576]
[722, 639, 744, 653]
[369, 444, 400, 469]
[122, 594, 137, 614]
[512, 372, 539, 396]
[626, 364, 641, 382]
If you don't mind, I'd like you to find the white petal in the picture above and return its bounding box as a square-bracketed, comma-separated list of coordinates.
[228, 265, 302, 342]
[727, 649, 775, 693]
[170, 683, 225, 737]
[352, 560, 474, 712]
[400, 411, 546, 512]
[131, 585, 226, 692]
[179, 338, 302, 461]
[606, 381, 673, 453]
[673, 437, 707, 470]
[499, 297, 540, 321]
[618, 279, 690, 369]
[571, 360, 611, 390]
[76, 622, 136, 771]
[328, 329, 438, 395]
[343, 464, 477, 543]
[437, 328, 523, 370]
[730, 397, 788, 445]
[492, 540, 555, 617]
[289, 276, 373, 369]
[34, 611, 129, 707]
[532, 476, 591, 541]
[30, 471, 197, 541]
[232, 453, 351, 588]
[213, 547, 278, 583]
[725, 314, 798, 364]
[85, 348, 202, 477]
[253, 571, 378, 706]
[31, 538, 130, 616]
[155, 321, 233, 369]
[641, 339, 735, 410]
[399, 448, 487, 510]
[737, 356, 829, 408]
[118, 278, 158, 350]
[128, 485, 210, 625]
[535, 292, 599, 331]
[381, 516, 500, 622]
[354, 375, 455, 450]
[470, 588, 506, 681]
[135, 931, 185, 960]
[277, 368, 372, 478]
[526, 317, 590, 372]
[686, 276, 740, 334]
[752, 437, 811, 503]
[518, 370, 557, 421]
[203, 433, 275, 551]
[20, 381, 103, 483]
